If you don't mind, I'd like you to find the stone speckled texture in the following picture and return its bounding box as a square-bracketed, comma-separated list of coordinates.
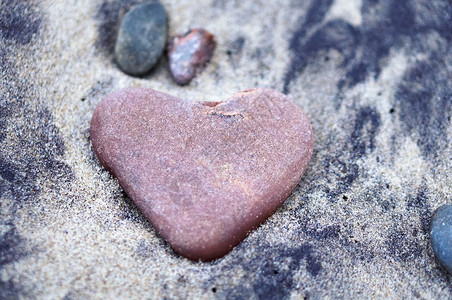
[430, 204, 452, 274]
[1, 0, 452, 298]
[168, 28, 216, 85]
[114, 2, 167, 76]
[90, 87, 314, 261]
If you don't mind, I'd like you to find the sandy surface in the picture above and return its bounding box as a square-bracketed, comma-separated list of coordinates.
[1, 0, 451, 298]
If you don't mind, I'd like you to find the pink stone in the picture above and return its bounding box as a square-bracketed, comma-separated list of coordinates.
[168, 28, 216, 85]
[90, 88, 314, 261]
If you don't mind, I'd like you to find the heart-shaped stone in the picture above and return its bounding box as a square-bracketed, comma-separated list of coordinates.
[90, 88, 314, 261]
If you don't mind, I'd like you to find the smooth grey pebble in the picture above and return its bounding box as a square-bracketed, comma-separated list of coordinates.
[114, 2, 167, 76]
[430, 204, 452, 274]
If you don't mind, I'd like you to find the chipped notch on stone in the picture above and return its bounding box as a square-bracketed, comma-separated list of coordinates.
[202, 101, 222, 107]
[202, 100, 245, 119]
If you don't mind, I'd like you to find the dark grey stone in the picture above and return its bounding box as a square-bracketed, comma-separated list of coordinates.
[114, 2, 167, 76]
[430, 204, 452, 273]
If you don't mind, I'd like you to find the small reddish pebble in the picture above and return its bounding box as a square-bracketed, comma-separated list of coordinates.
[168, 28, 216, 85]
[90, 88, 314, 261]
